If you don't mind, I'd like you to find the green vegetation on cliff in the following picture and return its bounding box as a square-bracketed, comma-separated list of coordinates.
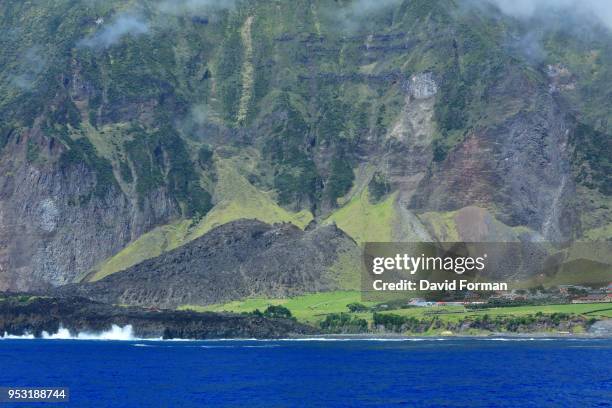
[2, 0, 612, 292]
[90, 155, 313, 280]
[325, 188, 397, 243]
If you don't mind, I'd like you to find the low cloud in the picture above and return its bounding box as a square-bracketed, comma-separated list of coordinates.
[478, 0, 612, 31]
[10, 46, 47, 90]
[77, 0, 237, 49]
[341, 0, 403, 18]
[330, 0, 403, 32]
[461, 0, 612, 64]
[79, 12, 149, 49]
[156, 0, 237, 15]
[189, 104, 212, 125]
[507, 29, 546, 63]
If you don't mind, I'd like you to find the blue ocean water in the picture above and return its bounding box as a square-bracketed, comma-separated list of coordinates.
[0, 337, 610, 407]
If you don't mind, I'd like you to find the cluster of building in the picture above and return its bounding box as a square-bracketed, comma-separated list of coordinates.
[407, 299, 464, 307]
[405, 283, 612, 307]
[567, 283, 612, 304]
[488, 284, 612, 304]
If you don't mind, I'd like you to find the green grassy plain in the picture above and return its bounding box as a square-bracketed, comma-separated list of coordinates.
[377, 303, 612, 322]
[179, 291, 375, 324]
[179, 290, 612, 325]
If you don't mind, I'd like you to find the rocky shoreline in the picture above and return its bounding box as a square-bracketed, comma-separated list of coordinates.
[1, 293, 610, 340]
[0, 294, 314, 339]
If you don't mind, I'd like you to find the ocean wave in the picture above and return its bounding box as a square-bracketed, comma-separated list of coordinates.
[1, 332, 35, 339]
[271, 337, 448, 342]
[4, 331, 581, 343]
[191, 337, 451, 342]
[241, 345, 280, 348]
[132, 343, 280, 348]
[1, 325, 161, 341]
[41, 324, 152, 340]
[200, 344, 279, 348]
[477, 337, 558, 342]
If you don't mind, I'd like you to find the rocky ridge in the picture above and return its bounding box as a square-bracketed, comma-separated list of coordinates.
[57, 219, 359, 308]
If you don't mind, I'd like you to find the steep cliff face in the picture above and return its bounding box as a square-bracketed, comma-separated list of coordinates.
[1, 0, 610, 291]
[411, 96, 577, 241]
[0, 124, 180, 291]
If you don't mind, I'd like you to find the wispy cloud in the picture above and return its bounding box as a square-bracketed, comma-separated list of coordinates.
[341, 0, 403, 18]
[461, 0, 612, 64]
[79, 12, 149, 49]
[477, 0, 612, 31]
[10, 46, 47, 90]
[156, 0, 237, 15]
[330, 0, 403, 32]
[77, 0, 238, 48]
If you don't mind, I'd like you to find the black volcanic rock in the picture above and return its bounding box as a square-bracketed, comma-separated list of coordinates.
[0, 294, 315, 339]
[58, 219, 357, 308]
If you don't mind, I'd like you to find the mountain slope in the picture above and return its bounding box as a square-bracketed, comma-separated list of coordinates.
[89, 153, 313, 280]
[1, 0, 611, 291]
[59, 219, 360, 308]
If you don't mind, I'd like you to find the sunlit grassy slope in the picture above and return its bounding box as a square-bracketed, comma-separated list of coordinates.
[583, 224, 612, 240]
[325, 188, 397, 243]
[419, 207, 537, 242]
[91, 161, 398, 282]
[89, 158, 312, 281]
[184, 159, 312, 241]
[89, 219, 192, 282]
